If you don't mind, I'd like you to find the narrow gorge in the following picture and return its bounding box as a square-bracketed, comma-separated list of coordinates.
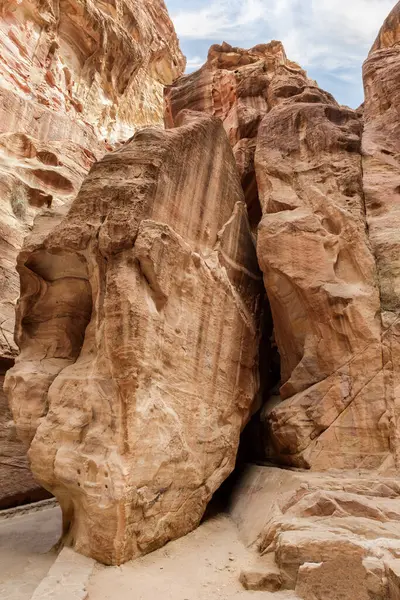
[1, 1, 400, 599]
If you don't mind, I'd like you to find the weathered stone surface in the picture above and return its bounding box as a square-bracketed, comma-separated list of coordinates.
[0, 0, 184, 358]
[5, 113, 261, 564]
[253, 3, 400, 471]
[165, 40, 389, 471]
[0, 0, 185, 141]
[255, 100, 387, 470]
[0, 357, 51, 509]
[30, 547, 95, 600]
[0, 0, 184, 508]
[231, 465, 400, 600]
[165, 41, 334, 229]
[363, 1, 400, 468]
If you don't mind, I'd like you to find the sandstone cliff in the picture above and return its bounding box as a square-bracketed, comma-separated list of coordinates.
[5, 112, 262, 564]
[363, 1, 400, 468]
[4, 2, 400, 596]
[163, 7, 400, 600]
[0, 0, 184, 508]
[165, 31, 398, 472]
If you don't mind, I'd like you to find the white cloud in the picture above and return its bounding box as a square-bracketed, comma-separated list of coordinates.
[186, 56, 205, 69]
[171, 0, 395, 70]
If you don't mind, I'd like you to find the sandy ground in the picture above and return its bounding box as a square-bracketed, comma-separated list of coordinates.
[0, 504, 61, 600]
[88, 513, 296, 600]
[0, 502, 297, 600]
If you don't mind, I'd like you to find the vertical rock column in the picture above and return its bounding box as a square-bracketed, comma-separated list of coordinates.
[255, 101, 386, 469]
[362, 1, 400, 467]
[5, 113, 262, 564]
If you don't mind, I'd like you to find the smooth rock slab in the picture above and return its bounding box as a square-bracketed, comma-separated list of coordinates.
[31, 548, 95, 600]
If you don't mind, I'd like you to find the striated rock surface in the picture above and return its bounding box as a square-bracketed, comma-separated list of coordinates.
[165, 38, 393, 470]
[5, 113, 262, 564]
[255, 101, 387, 470]
[0, 0, 184, 507]
[0, 0, 184, 358]
[0, 356, 51, 508]
[0, 0, 185, 141]
[231, 464, 400, 600]
[165, 41, 334, 229]
[363, 1, 400, 467]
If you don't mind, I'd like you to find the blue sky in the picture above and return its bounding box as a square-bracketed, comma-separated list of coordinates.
[165, 0, 395, 108]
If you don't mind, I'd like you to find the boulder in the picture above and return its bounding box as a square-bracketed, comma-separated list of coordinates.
[0, 0, 184, 508]
[5, 113, 262, 564]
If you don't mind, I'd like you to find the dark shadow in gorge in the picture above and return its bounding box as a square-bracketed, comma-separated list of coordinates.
[204, 162, 282, 517]
[203, 290, 282, 519]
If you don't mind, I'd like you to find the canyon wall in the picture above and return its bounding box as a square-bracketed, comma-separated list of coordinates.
[3, 0, 400, 592]
[363, 1, 400, 467]
[5, 112, 262, 564]
[0, 0, 184, 508]
[165, 27, 399, 471]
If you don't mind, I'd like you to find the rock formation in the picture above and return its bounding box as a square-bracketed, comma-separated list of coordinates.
[363, 1, 400, 468]
[0, 0, 184, 507]
[231, 464, 400, 599]
[164, 6, 400, 599]
[5, 112, 262, 564]
[165, 29, 398, 471]
[255, 97, 385, 470]
[4, 2, 400, 596]
[165, 41, 335, 229]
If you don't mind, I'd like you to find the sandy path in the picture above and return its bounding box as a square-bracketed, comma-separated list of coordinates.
[88, 514, 296, 600]
[0, 504, 61, 600]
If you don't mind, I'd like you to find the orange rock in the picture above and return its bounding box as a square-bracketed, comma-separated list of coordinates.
[0, 0, 184, 508]
[5, 113, 262, 564]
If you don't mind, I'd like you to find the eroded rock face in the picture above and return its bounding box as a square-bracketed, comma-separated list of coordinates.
[363, 1, 400, 467]
[0, 356, 52, 508]
[0, 0, 184, 356]
[252, 3, 400, 471]
[231, 464, 400, 600]
[165, 41, 334, 229]
[0, 0, 184, 507]
[1, 0, 185, 141]
[165, 39, 392, 471]
[255, 102, 387, 470]
[5, 113, 261, 564]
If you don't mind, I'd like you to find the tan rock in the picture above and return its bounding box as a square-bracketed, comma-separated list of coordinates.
[255, 92, 388, 470]
[0, 357, 51, 508]
[230, 465, 400, 600]
[386, 559, 400, 600]
[239, 554, 282, 592]
[0, 0, 184, 507]
[165, 42, 333, 229]
[362, 1, 400, 468]
[165, 41, 387, 470]
[1, 0, 185, 142]
[5, 113, 261, 564]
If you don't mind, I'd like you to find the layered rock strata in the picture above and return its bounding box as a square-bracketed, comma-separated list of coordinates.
[5, 113, 262, 564]
[255, 100, 385, 470]
[165, 41, 334, 229]
[1, 0, 184, 357]
[362, 1, 400, 467]
[0, 0, 184, 507]
[231, 464, 400, 600]
[254, 4, 400, 470]
[165, 26, 399, 471]
[0, 356, 52, 509]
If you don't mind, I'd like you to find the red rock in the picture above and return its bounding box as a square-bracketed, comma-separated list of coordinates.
[0, 0, 184, 508]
